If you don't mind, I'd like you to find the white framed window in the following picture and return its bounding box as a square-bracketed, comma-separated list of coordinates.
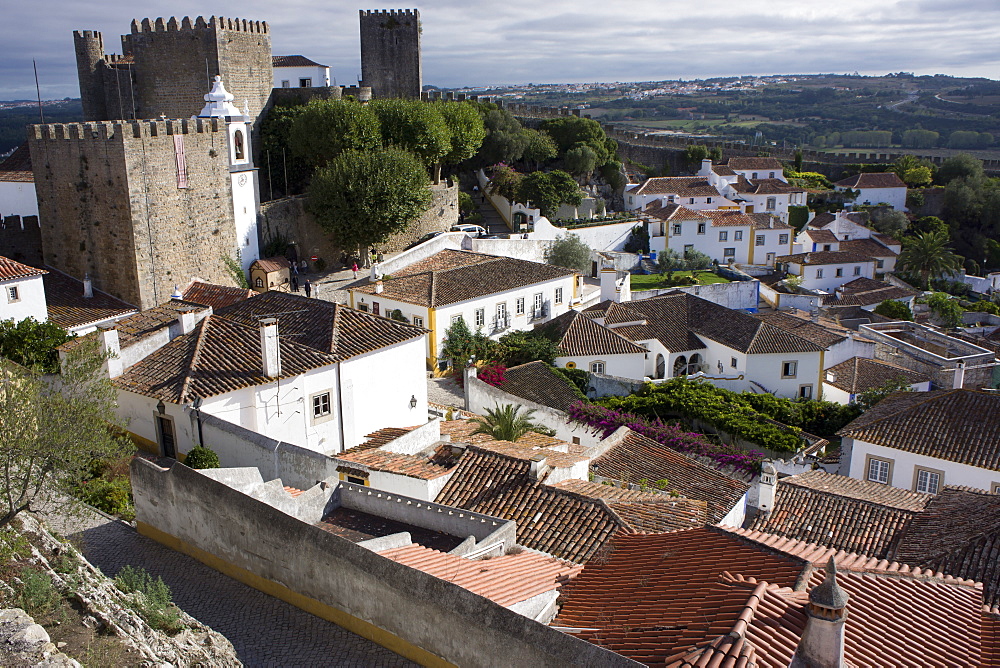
[591, 361, 606, 374]
[867, 457, 891, 484]
[836, 267, 844, 277]
[779, 233, 789, 244]
[707, 197, 713, 204]
[730, 357, 737, 368]
[719, 231, 728, 242]
[782, 361, 797, 378]
[688, 197, 695, 204]
[816, 269, 824, 278]
[672, 224, 682, 236]
[723, 248, 736, 257]
[299, 78, 312, 88]
[533, 293, 543, 317]
[992, 483, 1000, 494]
[769, 171, 775, 178]
[799, 384, 813, 399]
[734, 231, 743, 241]
[412, 316, 424, 327]
[311, 391, 333, 424]
[451, 314, 463, 324]
[475, 308, 485, 328]
[515, 297, 525, 315]
[281, 80, 290, 88]
[495, 302, 507, 327]
[7, 286, 20, 303]
[554, 287, 563, 304]
[697, 223, 706, 234]
[755, 235, 765, 246]
[877, 259, 885, 269]
[854, 266, 862, 276]
[766, 197, 776, 211]
[914, 467, 942, 495]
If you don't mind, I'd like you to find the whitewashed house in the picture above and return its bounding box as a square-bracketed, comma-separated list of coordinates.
[112, 291, 428, 459]
[752, 310, 875, 370]
[805, 210, 903, 272]
[645, 204, 793, 265]
[625, 176, 738, 212]
[0, 256, 47, 324]
[834, 172, 908, 211]
[272, 55, 331, 88]
[839, 389, 1000, 493]
[821, 357, 931, 405]
[0, 145, 38, 219]
[545, 309, 648, 379]
[348, 249, 578, 368]
[776, 250, 876, 292]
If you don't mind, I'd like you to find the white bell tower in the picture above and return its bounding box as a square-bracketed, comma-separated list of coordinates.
[198, 75, 261, 274]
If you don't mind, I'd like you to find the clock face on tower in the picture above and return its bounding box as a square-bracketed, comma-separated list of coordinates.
[238, 173, 248, 187]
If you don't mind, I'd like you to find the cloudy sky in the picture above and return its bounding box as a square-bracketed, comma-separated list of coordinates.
[4, 0, 999, 100]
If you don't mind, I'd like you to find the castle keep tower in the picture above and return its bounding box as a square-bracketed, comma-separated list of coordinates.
[359, 9, 422, 99]
[74, 17, 272, 126]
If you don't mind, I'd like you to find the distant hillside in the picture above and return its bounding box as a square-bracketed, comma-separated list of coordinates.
[0, 99, 82, 155]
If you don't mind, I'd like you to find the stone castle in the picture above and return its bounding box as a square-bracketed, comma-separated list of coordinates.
[359, 9, 422, 99]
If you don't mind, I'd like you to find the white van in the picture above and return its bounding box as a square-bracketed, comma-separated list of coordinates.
[451, 224, 487, 237]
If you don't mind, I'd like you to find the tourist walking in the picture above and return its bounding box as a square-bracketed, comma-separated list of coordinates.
[351, 262, 359, 279]
[291, 275, 299, 292]
[304, 279, 312, 298]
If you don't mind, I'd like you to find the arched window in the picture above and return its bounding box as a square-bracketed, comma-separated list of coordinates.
[234, 129, 245, 160]
[687, 353, 703, 374]
[254, 277, 263, 288]
[590, 361, 605, 374]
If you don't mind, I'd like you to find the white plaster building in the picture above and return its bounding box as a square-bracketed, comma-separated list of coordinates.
[776, 251, 876, 292]
[0, 256, 47, 324]
[834, 172, 908, 211]
[112, 291, 428, 459]
[348, 250, 578, 367]
[272, 55, 331, 88]
[821, 357, 931, 405]
[0, 145, 38, 219]
[625, 176, 739, 213]
[645, 204, 794, 265]
[840, 389, 1000, 494]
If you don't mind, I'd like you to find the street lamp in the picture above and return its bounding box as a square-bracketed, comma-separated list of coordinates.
[192, 395, 204, 447]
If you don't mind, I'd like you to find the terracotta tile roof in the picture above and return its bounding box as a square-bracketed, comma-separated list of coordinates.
[250, 256, 291, 272]
[378, 544, 582, 607]
[180, 281, 254, 310]
[41, 268, 137, 331]
[540, 309, 647, 357]
[0, 255, 45, 281]
[725, 157, 785, 171]
[590, 431, 750, 523]
[350, 426, 419, 453]
[552, 479, 710, 532]
[317, 507, 464, 552]
[801, 228, 839, 244]
[747, 212, 794, 229]
[629, 176, 719, 197]
[641, 201, 707, 221]
[273, 54, 327, 68]
[58, 299, 209, 353]
[821, 277, 918, 307]
[217, 290, 425, 361]
[731, 176, 803, 195]
[874, 232, 901, 246]
[752, 311, 847, 349]
[337, 448, 457, 480]
[0, 144, 33, 182]
[439, 419, 588, 469]
[349, 250, 576, 308]
[604, 292, 824, 356]
[711, 164, 737, 176]
[554, 526, 995, 667]
[839, 237, 898, 258]
[838, 389, 1000, 470]
[580, 299, 615, 316]
[749, 470, 930, 558]
[697, 209, 757, 227]
[494, 360, 584, 413]
[835, 172, 907, 189]
[824, 356, 928, 394]
[776, 250, 877, 266]
[892, 486, 1000, 610]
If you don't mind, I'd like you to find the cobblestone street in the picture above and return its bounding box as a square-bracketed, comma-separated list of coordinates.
[46, 508, 416, 668]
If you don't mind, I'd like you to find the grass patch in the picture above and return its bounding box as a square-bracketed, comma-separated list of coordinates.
[630, 270, 730, 290]
[114, 565, 184, 635]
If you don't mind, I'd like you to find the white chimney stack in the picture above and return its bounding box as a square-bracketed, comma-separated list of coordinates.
[83, 273, 93, 299]
[375, 280, 384, 294]
[178, 309, 197, 335]
[259, 318, 281, 378]
[791, 557, 849, 668]
[99, 327, 123, 378]
[757, 462, 777, 515]
[953, 361, 966, 389]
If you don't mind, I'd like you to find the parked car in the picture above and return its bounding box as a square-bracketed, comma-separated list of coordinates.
[451, 224, 487, 237]
[404, 230, 444, 250]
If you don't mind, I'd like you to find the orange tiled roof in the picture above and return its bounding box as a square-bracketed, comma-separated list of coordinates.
[181, 280, 254, 310]
[725, 157, 785, 171]
[835, 172, 907, 189]
[541, 309, 648, 357]
[42, 267, 137, 330]
[495, 360, 585, 413]
[0, 255, 45, 281]
[821, 276, 918, 307]
[752, 311, 847, 349]
[824, 356, 928, 394]
[440, 419, 588, 469]
[251, 256, 290, 273]
[775, 250, 876, 266]
[629, 176, 719, 197]
[839, 237, 898, 258]
[58, 298, 209, 353]
[378, 544, 582, 607]
[273, 54, 327, 68]
[0, 144, 33, 182]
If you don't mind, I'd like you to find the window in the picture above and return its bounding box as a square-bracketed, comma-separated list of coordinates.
[555, 287, 563, 304]
[781, 361, 797, 378]
[451, 314, 464, 324]
[992, 483, 1000, 495]
[769, 171, 775, 178]
[697, 223, 706, 235]
[766, 197, 776, 211]
[667, 195, 675, 203]
[854, 266, 862, 276]
[495, 302, 507, 326]
[755, 235, 765, 246]
[734, 231, 743, 241]
[723, 248, 736, 257]
[914, 468, 942, 495]
[688, 197, 695, 204]
[877, 259, 885, 269]
[867, 457, 891, 484]
[372, 302, 380, 316]
[312, 392, 332, 420]
[707, 197, 713, 204]
[823, 244, 832, 251]
[778, 233, 789, 245]
[475, 308, 485, 327]
[233, 129, 245, 160]
[281, 80, 290, 88]
[515, 297, 525, 315]
[836, 268, 844, 277]
[719, 231, 728, 242]
[346, 475, 366, 485]
[533, 293, 543, 317]
[7, 286, 19, 302]
[254, 277, 264, 288]
[684, 244, 694, 255]
[751, 172, 758, 179]
[672, 224, 682, 236]
[799, 384, 813, 399]
[730, 357, 737, 368]
[173, 134, 188, 189]
[299, 78, 312, 87]
[412, 316, 424, 327]
[591, 361, 605, 374]
[816, 269, 824, 279]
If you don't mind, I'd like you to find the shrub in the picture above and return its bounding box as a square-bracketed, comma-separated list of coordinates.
[477, 363, 507, 387]
[183, 446, 221, 470]
[15, 569, 59, 616]
[873, 299, 913, 321]
[77, 477, 134, 520]
[114, 565, 183, 634]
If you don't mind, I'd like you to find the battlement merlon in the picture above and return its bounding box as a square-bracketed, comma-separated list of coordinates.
[360, 9, 420, 19]
[29, 118, 225, 141]
[129, 15, 268, 34]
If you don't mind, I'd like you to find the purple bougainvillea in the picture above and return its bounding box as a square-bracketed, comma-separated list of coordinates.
[567, 401, 764, 475]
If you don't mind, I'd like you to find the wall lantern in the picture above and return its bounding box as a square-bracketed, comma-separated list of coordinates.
[409, 395, 418, 409]
[156, 400, 166, 415]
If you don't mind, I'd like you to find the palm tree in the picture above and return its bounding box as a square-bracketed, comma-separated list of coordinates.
[470, 404, 549, 442]
[897, 230, 963, 289]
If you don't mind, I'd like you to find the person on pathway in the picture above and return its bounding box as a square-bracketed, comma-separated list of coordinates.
[304, 280, 312, 298]
[292, 275, 299, 292]
[351, 262, 359, 279]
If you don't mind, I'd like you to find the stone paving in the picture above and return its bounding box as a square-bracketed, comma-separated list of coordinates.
[427, 376, 465, 409]
[44, 508, 416, 668]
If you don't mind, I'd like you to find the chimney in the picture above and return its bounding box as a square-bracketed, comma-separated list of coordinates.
[601, 268, 625, 303]
[953, 361, 966, 389]
[83, 273, 93, 299]
[529, 454, 549, 480]
[98, 327, 123, 378]
[811, 308, 820, 324]
[177, 308, 197, 335]
[259, 318, 281, 378]
[791, 557, 849, 668]
[171, 284, 183, 300]
[375, 280, 384, 294]
[757, 462, 777, 515]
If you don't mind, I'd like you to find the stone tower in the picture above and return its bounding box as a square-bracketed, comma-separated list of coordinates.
[359, 9, 422, 99]
[73, 17, 272, 127]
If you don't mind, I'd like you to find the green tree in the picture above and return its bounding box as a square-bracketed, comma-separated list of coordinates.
[873, 299, 913, 321]
[937, 153, 984, 184]
[926, 292, 965, 329]
[683, 249, 712, 271]
[544, 233, 591, 273]
[476, 108, 530, 166]
[435, 101, 486, 168]
[517, 170, 582, 218]
[470, 404, 550, 442]
[900, 129, 939, 149]
[287, 99, 381, 169]
[0, 340, 132, 527]
[183, 446, 221, 469]
[307, 147, 432, 257]
[910, 216, 949, 238]
[657, 248, 687, 274]
[487, 163, 522, 201]
[521, 130, 558, 168]
[564, 145, 598, 181]
[439, 317, 497, 369]
[898, 230, 963, 289]
[869, 208, 910, 237]
[0, 318, 72, 373]
[259, 103, 312, 196]
[599, 161, 627, 192]
[539, 116, 616, 165]
[683, 145, 709, 168]
[854, 377, 915, 412]
[497, 331, 562, 367]
[370, 99, 451, 182]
